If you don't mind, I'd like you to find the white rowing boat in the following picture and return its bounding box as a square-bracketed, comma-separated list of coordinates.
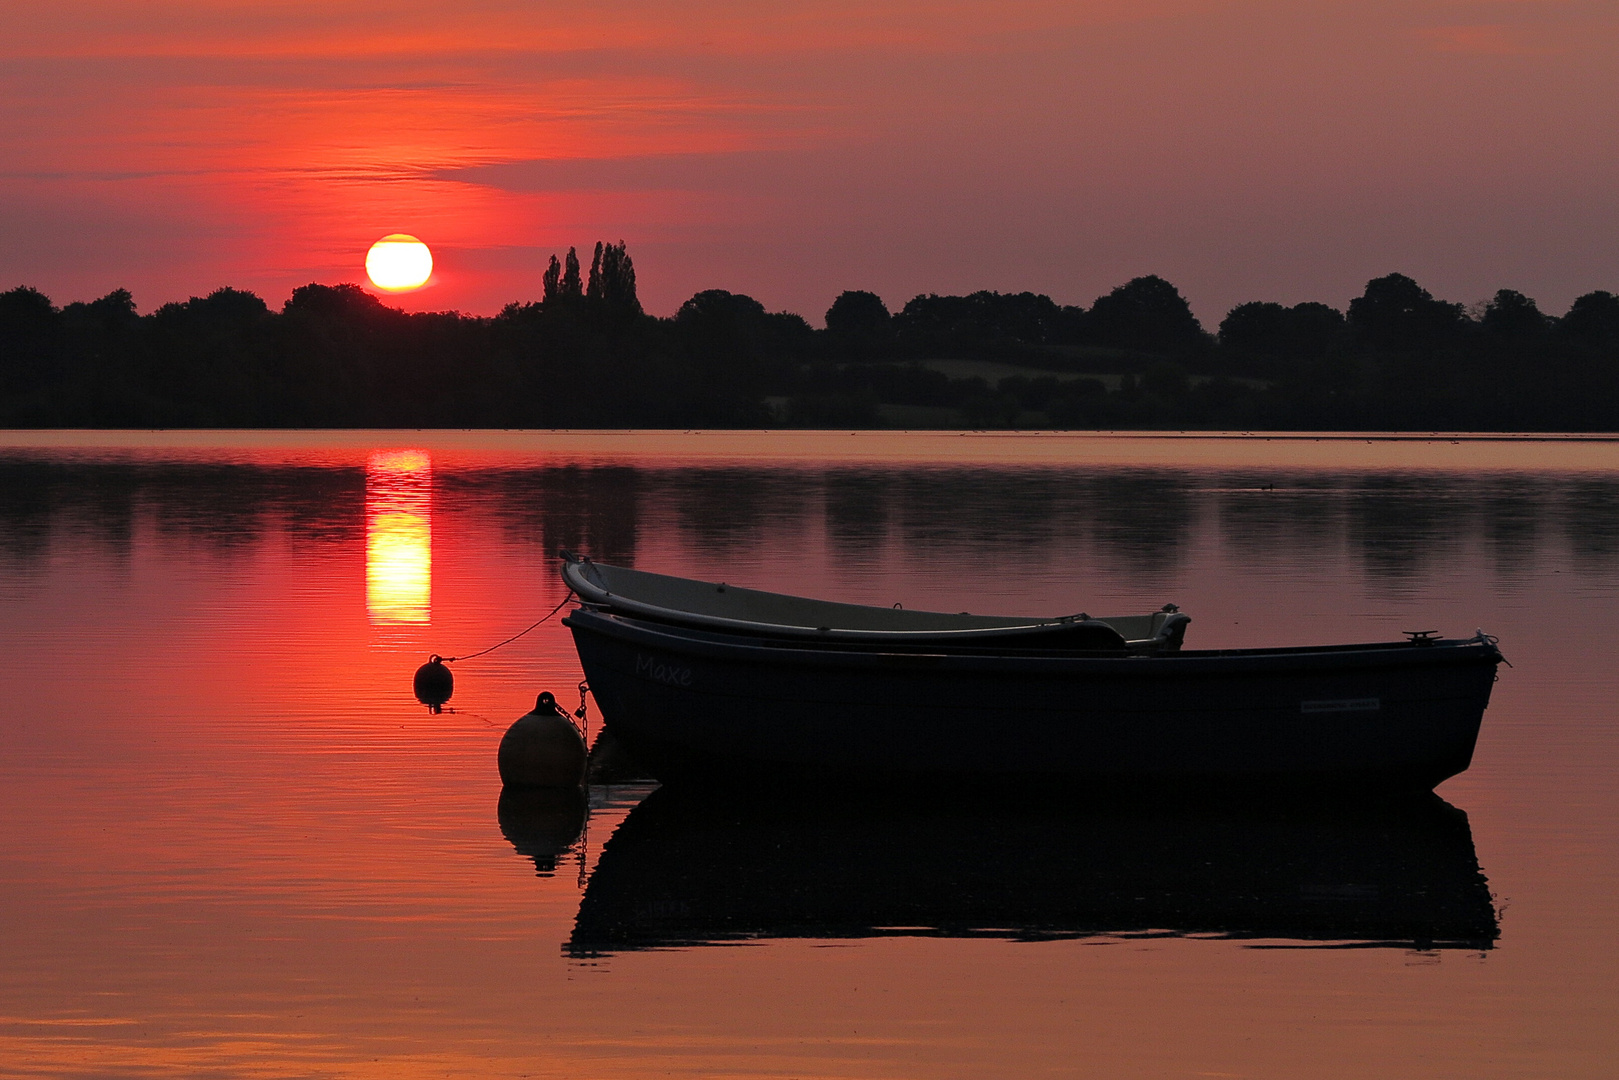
[560, 551, 1191, 651]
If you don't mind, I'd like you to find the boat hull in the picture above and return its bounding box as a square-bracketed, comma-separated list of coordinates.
[565, 609, 1502, 794]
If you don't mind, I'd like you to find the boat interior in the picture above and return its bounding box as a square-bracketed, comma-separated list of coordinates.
[562, 554, 1185, 646]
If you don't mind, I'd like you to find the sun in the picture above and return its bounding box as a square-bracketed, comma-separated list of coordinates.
[365, 234, 433, 292]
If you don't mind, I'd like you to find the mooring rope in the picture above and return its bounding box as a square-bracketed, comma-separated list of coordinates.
[438, 590, 576, 664]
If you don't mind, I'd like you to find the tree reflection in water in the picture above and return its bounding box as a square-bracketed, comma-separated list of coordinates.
[7, 456, 1619, 597]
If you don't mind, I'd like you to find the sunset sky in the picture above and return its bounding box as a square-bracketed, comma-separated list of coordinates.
[2, 1, 1616, 323]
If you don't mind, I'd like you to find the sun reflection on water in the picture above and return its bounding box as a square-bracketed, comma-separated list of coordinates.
[366, 450, 432, 624]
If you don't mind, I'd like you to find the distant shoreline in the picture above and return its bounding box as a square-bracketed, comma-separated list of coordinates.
[5, 266, 1618, 432]
[7, 428, 1619, 473]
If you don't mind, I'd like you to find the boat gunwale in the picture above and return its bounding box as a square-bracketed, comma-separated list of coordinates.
[561, 555, 1178, 645]
[564, 606, 1503, 675]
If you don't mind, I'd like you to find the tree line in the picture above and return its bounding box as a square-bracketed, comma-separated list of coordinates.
[2, 242, 1617, 429]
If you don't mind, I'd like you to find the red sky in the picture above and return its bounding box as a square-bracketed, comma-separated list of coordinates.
[2, 1, 1616, 324]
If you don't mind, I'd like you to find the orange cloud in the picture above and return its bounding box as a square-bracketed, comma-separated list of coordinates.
[3, 1, 1618, 320]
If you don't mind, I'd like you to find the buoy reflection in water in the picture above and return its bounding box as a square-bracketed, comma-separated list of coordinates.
[366, 450, 432, 624]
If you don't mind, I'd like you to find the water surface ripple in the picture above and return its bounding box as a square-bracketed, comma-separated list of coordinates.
[0, 432, 1614, 1079]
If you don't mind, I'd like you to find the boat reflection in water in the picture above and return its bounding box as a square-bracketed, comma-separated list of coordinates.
[567, 788, 1499, 955]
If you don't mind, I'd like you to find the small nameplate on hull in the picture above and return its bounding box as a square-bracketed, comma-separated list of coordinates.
[1300, 697, 1381, 714]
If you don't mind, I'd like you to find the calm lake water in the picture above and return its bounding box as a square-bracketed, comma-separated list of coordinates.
[0, 430, 1615, 1078]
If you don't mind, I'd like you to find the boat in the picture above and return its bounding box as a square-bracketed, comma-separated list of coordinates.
[559, 558, 1505, 794]
[568, 787, 1499, 955]
[560, 551, 1192, 652]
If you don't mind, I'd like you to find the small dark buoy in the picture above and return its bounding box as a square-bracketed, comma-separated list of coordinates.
[413, 655, 454, 710]
[498, 691, 588, 789]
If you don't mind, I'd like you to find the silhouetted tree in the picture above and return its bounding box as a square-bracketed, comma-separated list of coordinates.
[590, 241, 640, 315]
[62, 288, 138, 334]
[275, 283, 411, 423]
[1481, 289, 1550, 341]
[1286, 302, 1348, 350]
[10, 264, 1619, 432]
[542, 255, 561, 303]
[826, 290, 891, 336]
[1219, 300, 1345, 364]
[195, 286, 270, 323]
[282, 282, 384, 321]
[0, 286, 63, 394]
[1560, 291, 1619, 350]
[894, 291, 1064, 360]
[543, 241, 638, 314]
[45, 288, 142, 425]
[825, 290, 892, 359]
[677, 289, 768, 326]
[1085, 276, 1205, 353]
[1347, 274, 1465, 351]
[560, 248, 583, 299]
[677, 290, 812, 383]
[1219, 302, 1287, 350]
[137, 288, 274, 423]
[587, 242, 604, 299]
